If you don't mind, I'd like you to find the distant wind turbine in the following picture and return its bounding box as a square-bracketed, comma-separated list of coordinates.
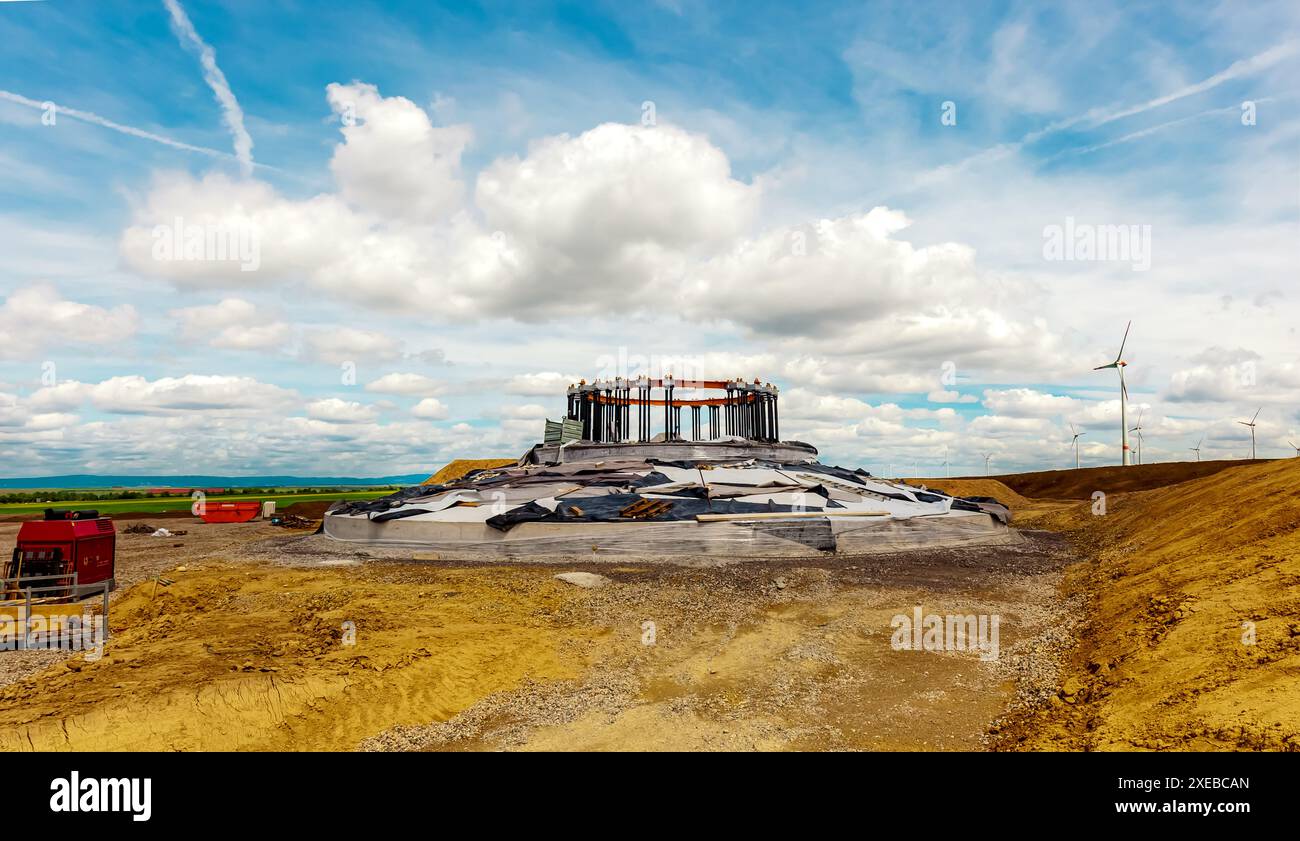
[1069, 422, 1086, 469]
[1189, 435, 1205, 462]
[1093, 320, 1132, 466]
[943, 446, 950, 478]
[1288, 440, 1299, 458]
[1238, 407, 1261, 460]
[982, 453, 992, 476]
[1129, 408, 1145, 465]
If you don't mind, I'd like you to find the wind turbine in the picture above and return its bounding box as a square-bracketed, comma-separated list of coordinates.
[1238, 407, 1261, 460]
[1094, 320, 1132, 466]
[982, 453, 992, 476]
[943, 446, 950, 478]
[1189, 435, 1204, 462]
[1129, 408, 1145, 465]
[1092, 321, 1133, 467]
[1289, 441, 1299, 458]
[1069, 422, 1086, 469]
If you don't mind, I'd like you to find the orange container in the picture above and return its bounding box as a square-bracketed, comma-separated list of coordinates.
[199, 501, 262, 524]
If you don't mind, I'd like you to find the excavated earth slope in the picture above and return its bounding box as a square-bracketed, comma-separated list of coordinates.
[995, 458, 1300, 750]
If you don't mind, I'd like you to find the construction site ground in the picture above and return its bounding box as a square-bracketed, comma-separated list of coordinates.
[1, 457, 1296, 751]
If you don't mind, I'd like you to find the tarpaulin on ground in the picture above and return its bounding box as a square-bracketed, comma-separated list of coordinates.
[328, 454, 1012, 533]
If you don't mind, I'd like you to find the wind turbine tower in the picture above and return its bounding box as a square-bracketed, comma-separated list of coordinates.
[1093, 320, 1132, 466]
[1070, 422, 1086, 469]
[1130, 408, 1145, 465]
[1238, 407, 1261, 460]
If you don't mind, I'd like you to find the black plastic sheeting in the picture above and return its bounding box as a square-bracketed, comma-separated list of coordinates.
[335, 484, 445, 516]
[370, 507, 436, 523]
[789, 462, 874, 484]
[484, 500, 555, 530]
[951, 498, 1011, 524]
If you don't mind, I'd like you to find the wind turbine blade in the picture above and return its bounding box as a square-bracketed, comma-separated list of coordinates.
[1115, 320, 1131, 361]
[1094, 363, 1117, 370]
[1238, 421, 1250, 426]
[1251, 407, 1261, 423]
[1121, 379, 1128, 402]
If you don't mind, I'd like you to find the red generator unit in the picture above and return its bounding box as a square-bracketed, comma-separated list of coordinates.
[3, 509, 116, 599]
[199, 501, 262, 524]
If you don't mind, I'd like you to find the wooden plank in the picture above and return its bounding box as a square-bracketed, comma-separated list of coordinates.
[619, 498, 674, 519]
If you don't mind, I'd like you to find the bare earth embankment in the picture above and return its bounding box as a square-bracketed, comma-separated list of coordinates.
[994, 458, 1300, 750]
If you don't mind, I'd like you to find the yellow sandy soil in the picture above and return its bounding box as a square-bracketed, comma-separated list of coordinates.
[905, 478, 1032, 510]
[998, 458, 1300, 750]
[0, 564, 601, 751]
[423, 458, 517, 485]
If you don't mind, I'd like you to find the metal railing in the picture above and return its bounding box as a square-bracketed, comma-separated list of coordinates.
[1, 571, 111, 651]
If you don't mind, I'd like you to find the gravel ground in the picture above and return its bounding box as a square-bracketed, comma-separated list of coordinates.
[360, 530, 1079, 751]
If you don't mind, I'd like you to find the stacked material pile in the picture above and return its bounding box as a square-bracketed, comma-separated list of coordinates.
[324, 458, 1014, 558]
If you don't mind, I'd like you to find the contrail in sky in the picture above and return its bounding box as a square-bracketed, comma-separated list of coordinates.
[916, 39, 1299, 184]
[0, 89, 232, 160]
[162, 0, 255, 177]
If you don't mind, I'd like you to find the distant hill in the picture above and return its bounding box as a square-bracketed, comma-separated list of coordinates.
[0, 474, 428, 489]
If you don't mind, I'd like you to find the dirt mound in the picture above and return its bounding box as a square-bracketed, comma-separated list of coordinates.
[280, 501, 331, 519]
[0, 562, 598, 750]
[424, 458, 517, 485]
[905, 478, 1031, 510]
[997, 457, 1300, 751]
[986, 458, 1263, 501]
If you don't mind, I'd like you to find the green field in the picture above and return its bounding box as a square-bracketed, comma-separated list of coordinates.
[0, 490, 391, 518]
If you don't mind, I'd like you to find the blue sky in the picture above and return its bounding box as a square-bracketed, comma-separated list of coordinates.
[1, 0, 1298, 477]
